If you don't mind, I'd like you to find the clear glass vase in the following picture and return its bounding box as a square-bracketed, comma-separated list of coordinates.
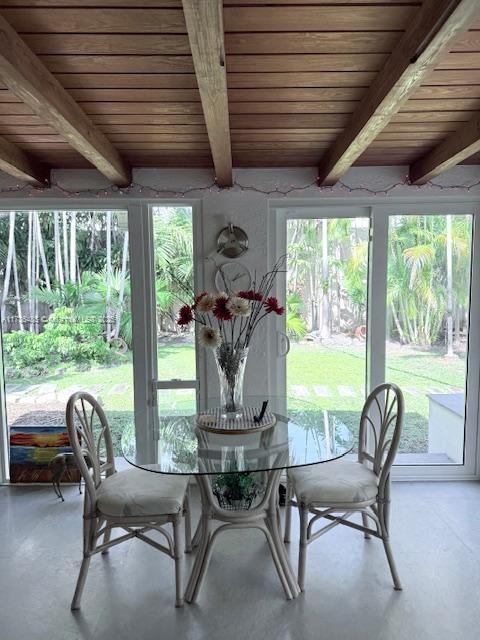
[214, 345, 248, 419]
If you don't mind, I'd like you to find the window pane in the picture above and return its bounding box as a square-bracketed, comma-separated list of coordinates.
[0, 210, 133, 476]
[152, 206, 196, 382]
[386, 214, 472, 465]
[286, 217, 370, 445]
[157, 388, 197, 418]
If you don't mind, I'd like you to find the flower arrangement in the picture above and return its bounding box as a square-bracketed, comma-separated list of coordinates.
[176, 257, 285, 416]
[175, 258, 285, 352]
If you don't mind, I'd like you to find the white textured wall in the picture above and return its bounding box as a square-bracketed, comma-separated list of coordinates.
[0, 164, 479, 396]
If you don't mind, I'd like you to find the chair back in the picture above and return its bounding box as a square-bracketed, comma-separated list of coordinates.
[358, 383, 404, 493]
[66, 391, 116, 510]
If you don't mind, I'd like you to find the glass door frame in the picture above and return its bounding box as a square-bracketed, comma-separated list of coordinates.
[268, 199, 480, 480]
[0, 197, 204, 481]
[267, 204, 371, 400]
[128, 200, 205, 464]
[0, 200, 132, 482]
[376, 202, 480, 480]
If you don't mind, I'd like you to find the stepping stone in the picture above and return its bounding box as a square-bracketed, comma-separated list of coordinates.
[338, 386, 356, 397]
[33, 393, 58, 405]
[5, 384, 21, 393]
[58, 385, 82, 395]
[22, 385, 41, 396]
[110, 383, 129, 395]
[291, 385, 309, 398]
[8, 392, 26, 404]
[34, 383, 57, 394]
[314, 386, 331, 397]
[56, 386, 87, 403]
[6, 389, 23, 398]
[405, 387, 422, 397]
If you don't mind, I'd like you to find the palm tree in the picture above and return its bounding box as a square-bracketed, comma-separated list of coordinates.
[153, 207, 194, 329]
[387, 214, 471, 350]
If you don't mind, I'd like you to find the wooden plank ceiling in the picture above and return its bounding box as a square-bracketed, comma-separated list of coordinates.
[0, 0, 479, 186]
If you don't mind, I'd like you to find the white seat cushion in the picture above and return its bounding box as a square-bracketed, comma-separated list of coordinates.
[289, 459, 378, 506]
[96, 468, 189, 518]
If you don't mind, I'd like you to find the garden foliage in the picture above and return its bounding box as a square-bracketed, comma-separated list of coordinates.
[3, 307, 118, 376]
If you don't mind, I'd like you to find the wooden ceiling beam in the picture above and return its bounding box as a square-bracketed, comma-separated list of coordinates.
[0, 15, 130, 185]
[410, 112, 480, 184]
[0, 135, 48, 186]
[182, 0, 232, 186]
[318, 0, 479, 186]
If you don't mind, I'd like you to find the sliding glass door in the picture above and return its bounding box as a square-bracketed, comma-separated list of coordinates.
[271, 203, 480, 477]
[151, 205, 200, 416]
[126, 202, 203, 464]
[283, 211, 370, 445]
[0, 202, 203, 480]
[385, 213, 473, 466]
[0, 209, 134, 477]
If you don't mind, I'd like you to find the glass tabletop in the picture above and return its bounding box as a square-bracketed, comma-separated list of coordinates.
[122, 396, 355, 476]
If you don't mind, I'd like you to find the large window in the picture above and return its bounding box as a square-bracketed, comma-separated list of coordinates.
[0, 210, 133, 471]
[0, 204, 201, 480]
[386, 214, 473, 465]
[152, 205, 198, 418]
[286, 216, 370, 444]
[272, 204, 479, 476]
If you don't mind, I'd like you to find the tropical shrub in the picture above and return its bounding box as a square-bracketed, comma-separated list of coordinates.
[2, 307, 117, 376]
[286, 293, 308, 338]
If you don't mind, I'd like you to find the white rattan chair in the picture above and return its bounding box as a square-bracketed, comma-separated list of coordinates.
[66, 391, 192, 609]
[284, 383, 404, 592]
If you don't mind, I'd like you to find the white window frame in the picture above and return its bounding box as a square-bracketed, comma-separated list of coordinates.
[378, 202, 480, 480]
[268, 197, 480, 480]
[0, 197, 204, 482]
[129, 201, 205, 462]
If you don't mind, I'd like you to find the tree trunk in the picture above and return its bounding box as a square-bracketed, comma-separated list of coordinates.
[53, 211, 64, 285]
[106, 211, 112, 342]
[446, 215, 454, 356]
[35, 213, 51, 291]
[35, 219, 40, 333]
[27, 212, 34, 332]
[12, 244, 24, 331]
[454, 305, 461, 348]
[89, 212, 97, 251]
[62, 211, 69, 283]
[321, 219, 330, 339]
[390, 301, 405, 342]
[69, 211, 77, 283]
[1, 211, 15, 330]
[309, 270, 317, 331]
[114, 230, 129, 339]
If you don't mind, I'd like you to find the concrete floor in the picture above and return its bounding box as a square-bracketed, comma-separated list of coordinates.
[1, 481, 480, 640]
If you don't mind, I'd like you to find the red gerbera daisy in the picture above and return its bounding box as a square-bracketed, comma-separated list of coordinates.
[213, 296, 233, 321]
[238, 289, 263, 302]
[193, 292, 207, 309]
[264, 296, 284, 315]
[177, 304, 193, 326]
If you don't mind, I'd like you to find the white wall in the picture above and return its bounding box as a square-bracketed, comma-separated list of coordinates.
[0, 164, 479, 397]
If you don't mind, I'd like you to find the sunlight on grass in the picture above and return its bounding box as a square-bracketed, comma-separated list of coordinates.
[6, 342, 467, 455]
[287, 343, 466, 454]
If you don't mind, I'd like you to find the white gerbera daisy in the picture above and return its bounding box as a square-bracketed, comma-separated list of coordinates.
[199, 326, 222, 349]
[196, 293, 215, 313]
[226, 296, 251, 317]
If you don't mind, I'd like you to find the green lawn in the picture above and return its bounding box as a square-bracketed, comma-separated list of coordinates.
[287, 342, 466, 454]
[6, 341, 467, 455]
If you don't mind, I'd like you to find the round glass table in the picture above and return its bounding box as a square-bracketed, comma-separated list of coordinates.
[122, 396, 354, 602]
